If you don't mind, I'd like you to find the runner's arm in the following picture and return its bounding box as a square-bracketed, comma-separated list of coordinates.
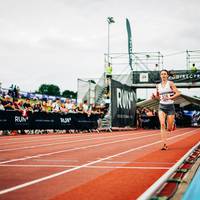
[169, 81, 181, 100]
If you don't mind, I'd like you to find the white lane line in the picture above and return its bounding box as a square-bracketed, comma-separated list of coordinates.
[0, 134, 65, 142]
[0, 130, 155, 152]
[34, 159, 79, 162]
[0, 132, 160, 164]
[0, 135, 91, 145]
[0, 132, 135, 145]
[0, 129, 148, 144]
[0, 140, 163, 195]
[0, 128, 198, 195]
[0, 128, 196, 165]
[34, 159, 175, 165]
[102, 161, 175, 165]
[0, 164, 170, 170]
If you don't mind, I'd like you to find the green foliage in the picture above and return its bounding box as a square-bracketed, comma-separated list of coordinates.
[37, 84, 77, 98]
[62, 90, 77, 99]
[38, 84, 61, 96]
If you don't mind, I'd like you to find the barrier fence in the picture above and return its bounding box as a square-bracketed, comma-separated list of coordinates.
[0, 111, 100, 131]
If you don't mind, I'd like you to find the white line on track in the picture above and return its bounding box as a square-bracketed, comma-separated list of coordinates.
[34, 159, 79, 162]
[0, 164, 170, 170]
[30, 159, 176, 165]
[1, 128, 186, 145]
[0, 134, 64, 142]
[0, 129, 143, 144]
[0, 133, 118, 145]
[0, 130, 157, 152]
[0, 132, 160, 164]
[0, 133, 120, 145]
[0, 128, 198, 195]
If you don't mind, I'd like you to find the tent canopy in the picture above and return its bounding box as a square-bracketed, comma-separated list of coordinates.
[136, 94, 200, 110]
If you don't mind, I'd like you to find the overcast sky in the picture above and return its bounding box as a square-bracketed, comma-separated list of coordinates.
[0, 0, 200, 97]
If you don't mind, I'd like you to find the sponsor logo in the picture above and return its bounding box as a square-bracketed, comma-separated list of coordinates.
[139, 73, 149, 82]
[15, 116, 27, 123]
[117, 88, 134, 109]
[60, 117, 71, 124]
[174, 73, 200, 80]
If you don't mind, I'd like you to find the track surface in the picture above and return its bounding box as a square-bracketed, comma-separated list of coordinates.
[0, 128, 199, 200]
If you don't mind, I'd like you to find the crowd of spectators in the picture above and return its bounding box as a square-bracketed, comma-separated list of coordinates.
[0, 95, 107, 117]
[136, 107, 159, 129]
[0, 86, 110, 135]
[0, 85, 108, 117]
[136, 106, 200, 129]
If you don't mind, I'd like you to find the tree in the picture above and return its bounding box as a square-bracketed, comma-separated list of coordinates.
[38, 84, 61, 96]
[62, 90, 77, 99]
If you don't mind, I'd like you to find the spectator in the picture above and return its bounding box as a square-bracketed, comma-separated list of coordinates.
[2, 95, 14, 110]
[89, 103, 97, 114]
[146, 108, 154, 117]
[65, 98, 74, 113]
[60, 103, 68, 112]
[33, 102, 43, 112]
[0, 100, 5, 110]
[17, 100, 25, 110]
[191, 63, 197, 74]
[41, 101, 48, 112]
[23, 98, 32, 111]
[52, 98, 61, 112]
[13, 99, 21, 110]
[136, 108, 142, 129]
[46, 100, 53, 112]
[83, 100, 89, 114]
[8, 84, 14, 98]
[76, 102, 84, 113]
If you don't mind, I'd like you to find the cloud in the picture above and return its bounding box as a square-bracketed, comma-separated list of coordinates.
[0, 0, 200, 97]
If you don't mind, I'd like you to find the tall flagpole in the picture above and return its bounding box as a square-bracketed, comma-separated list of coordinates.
[107, 17, 115, 66]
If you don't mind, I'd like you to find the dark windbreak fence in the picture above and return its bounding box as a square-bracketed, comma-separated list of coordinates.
[0, 111, 100, 131]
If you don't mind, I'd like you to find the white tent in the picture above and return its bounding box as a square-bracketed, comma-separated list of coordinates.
[137, 94, 200, 110]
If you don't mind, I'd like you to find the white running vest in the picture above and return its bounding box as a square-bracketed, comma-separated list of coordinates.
[157, 81, 174, 104]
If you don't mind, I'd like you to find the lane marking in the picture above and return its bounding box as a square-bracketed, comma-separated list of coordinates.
[33, 159, 79, 162]
[0, 129, 146, 143]
[0, 132, 131, 145]
[0, 128, 199, 195]
[0, 140, 163, 195]
[0, 130, 157, 152]
[0, 132, 159, 164]
[101, 161, 175, 165]
[33, 159, 175, 165]
[0, 128, 186, 145]
[0, 164, 170, 170]
[0, 135, 90, 145]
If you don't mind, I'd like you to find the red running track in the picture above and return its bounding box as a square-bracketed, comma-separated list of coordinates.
[0, 128, 199, 200]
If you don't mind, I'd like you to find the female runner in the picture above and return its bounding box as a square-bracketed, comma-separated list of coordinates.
[152, 69, 180, 150]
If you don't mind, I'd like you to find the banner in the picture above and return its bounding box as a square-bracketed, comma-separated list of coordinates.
[111, 80, 136, 127]
[126, 18, 133, 70]
[0, 111, 99, 131]
[133, 70, 200, 84]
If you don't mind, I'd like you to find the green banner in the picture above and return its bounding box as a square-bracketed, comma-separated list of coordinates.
[126, 18, 133, 70]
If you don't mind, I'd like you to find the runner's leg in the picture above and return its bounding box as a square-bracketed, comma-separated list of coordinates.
[158, 110, 167, 148]
[167, 114, 175, 131]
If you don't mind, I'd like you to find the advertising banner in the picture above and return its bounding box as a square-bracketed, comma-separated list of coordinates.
[0, 111, 99, 131]
[133, 70, 200, 84]
[111, 80, 136, 127]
